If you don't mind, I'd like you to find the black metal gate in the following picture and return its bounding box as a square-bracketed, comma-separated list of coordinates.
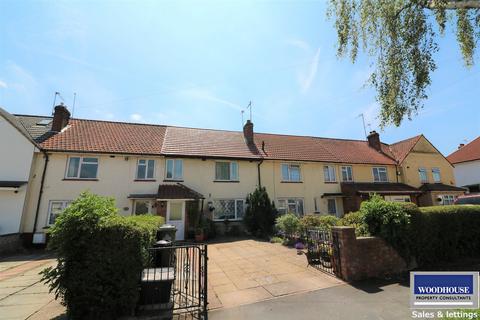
[139, 243, 208, 320]
[305, 229, 341, 278]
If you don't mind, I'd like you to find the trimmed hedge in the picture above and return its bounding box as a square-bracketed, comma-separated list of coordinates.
[42, 192, 164, 320]
[337, 211, 370, 237]
[412, 205, 480, 266]
[299, 215, 339, 233]
[360, 195, 480, 267]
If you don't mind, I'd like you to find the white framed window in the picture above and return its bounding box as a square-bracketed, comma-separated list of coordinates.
[277, 198, 304, 216]
[442, 195, 455, 205]
[323, 165, 337, 182]
[212, 199, 244, 220]
[133, 199, 154, 214]
[372, 167, 388, 182]
[281, 164, 301, 182]
[341, 166, 353, 182]
[215, 161, 238, 181]
[327, 199, 337, 215]
[136, 159, 155, 180]
[166, 159, 183, 180]
[432, 168, 441, 183]
[418, 168, 428, 183]
[65, 157, 98, 179]
[47, 200, 72, 225]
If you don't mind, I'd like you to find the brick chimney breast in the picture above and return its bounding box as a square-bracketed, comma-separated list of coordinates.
[367, 130, 381, 151]
[243, 120, 254, 145]
[51, 103, 71, 132]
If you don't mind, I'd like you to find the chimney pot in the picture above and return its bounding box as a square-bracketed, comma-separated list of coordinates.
[458, 143, 465, 150]
[51, 104, 70, 132]
[367, 130, 381, 151]
[243, 120, 254, 145]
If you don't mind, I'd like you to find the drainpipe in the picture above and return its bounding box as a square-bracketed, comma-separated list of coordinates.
[32, 151, 49, 237]
[257, 159, 263, 188]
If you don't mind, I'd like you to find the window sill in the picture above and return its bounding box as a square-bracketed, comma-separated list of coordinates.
[212, 219, 243, 222]
[213, 180, 240, 183]
[134, 179, 157, 182]
[281, 181, 302, 183]
[324, 181, 338, 184]
[63, 178, 99, 181]
[163, 179, 184, 182]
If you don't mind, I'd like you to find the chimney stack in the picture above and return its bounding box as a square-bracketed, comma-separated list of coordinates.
[243, 120, 254, 145]
[367, 130, 381, 151]
[51, 103, 70, 132]
[458, 143, 465, 150]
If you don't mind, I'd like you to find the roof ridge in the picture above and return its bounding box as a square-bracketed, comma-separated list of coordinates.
[448, 136, 480, 157]
[390, 134, 422, 146]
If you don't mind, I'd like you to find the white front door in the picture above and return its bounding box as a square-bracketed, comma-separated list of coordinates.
[167, 201, 185, 241]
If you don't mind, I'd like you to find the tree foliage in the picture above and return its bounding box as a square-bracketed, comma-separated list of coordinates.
[243, 186, 278, 237]
[328, 0, 480, 126]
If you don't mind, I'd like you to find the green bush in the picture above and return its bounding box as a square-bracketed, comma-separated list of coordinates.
[360, 195, 412, 260]
[41, 192, 163, 320]
[411, 205, 480, 266]
[338, 211, 370, 237]
[299, 214, 339, 233]
[244, 187, 278, 237]
[275, 213, 300, 238]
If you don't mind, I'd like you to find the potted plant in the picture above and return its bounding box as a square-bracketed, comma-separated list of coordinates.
[195, 227, 205, 242]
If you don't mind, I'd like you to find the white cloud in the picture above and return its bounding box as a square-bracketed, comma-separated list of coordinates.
[179, 87, 243, 111]
[361, 102, 380, 132]
[286, 38, 310, 52]
[300, 47, 321, 93]
[0, 80, 7, 88]
[130, 113, 143, 122]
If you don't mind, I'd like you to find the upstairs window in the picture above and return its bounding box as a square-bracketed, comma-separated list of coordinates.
[418, 168, 428, 183]
[281, 164, 301, 182]
[341, 166, 353, 182]
[372, 167, 388, 182]
[136, 159, 155, 180]
[166, 159, 183, 180]
[215, 161, 238, 181]
[323, 165, 337, 182]
[432, 168, 441, 183]
[66, 157, 98, 179]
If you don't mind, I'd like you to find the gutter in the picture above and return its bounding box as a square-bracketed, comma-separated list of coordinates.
[32, 150, 49, 237]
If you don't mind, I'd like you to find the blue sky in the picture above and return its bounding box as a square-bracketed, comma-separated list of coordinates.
[0, 0, 478, 156]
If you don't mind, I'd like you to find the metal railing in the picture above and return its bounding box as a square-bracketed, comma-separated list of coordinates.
[139, 243, 208, 320]
[305, 228, 341, 278]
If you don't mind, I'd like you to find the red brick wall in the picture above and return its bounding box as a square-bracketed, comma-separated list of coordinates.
[332, 226, 407, 281]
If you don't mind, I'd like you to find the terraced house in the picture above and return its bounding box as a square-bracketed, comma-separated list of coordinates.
[0, 105, 464, 245]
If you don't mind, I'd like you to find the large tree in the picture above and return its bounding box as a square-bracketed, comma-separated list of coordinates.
[328, 0, 480, 127]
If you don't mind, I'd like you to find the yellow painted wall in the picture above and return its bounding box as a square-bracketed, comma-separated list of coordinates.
[261, 160, 397, 216]
[21, 152, 261, 233]
[399, 136, 456, 188]
[21, 151, 401, 234]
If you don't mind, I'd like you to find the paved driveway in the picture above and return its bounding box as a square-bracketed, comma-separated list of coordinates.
[0, 253, 63, 320]
[207, 239, 344, 309]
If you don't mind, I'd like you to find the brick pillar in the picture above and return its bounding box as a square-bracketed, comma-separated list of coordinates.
[331, 226, 356, 281]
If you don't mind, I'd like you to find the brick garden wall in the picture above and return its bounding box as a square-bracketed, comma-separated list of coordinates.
[332, 226, 407, 281]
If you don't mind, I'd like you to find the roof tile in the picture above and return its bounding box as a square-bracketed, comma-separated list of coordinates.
[447, 136, 480, 164]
